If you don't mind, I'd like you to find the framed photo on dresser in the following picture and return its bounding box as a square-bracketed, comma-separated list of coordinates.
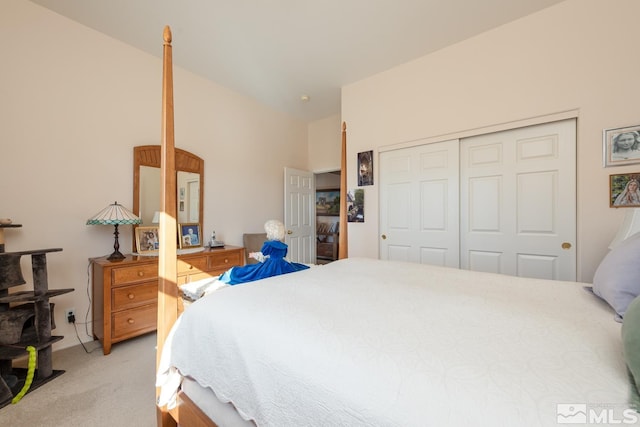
[135, 227, 159, 253]
[179, 223, 201, 248]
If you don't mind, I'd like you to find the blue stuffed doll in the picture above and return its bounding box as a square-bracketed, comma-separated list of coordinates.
[218, 220, 309, 285]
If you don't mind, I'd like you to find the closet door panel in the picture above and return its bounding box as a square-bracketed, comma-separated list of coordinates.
[420, 247, 448, 266]
[517, 253, 558, 280]
[388, 244, 411, 262]
[388, 183, 411, 230]
[517, 171, 557, 234]
[461, 119, 576, 280]
[421, 180, 447, 231]
[468, 250, 503, 273]
[468, 176, 502, 232]
[380, 140, 459, 266]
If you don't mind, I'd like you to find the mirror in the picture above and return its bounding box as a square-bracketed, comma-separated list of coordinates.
[133, 145, 204, 250]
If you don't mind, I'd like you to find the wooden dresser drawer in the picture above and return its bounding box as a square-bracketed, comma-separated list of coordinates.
[112, 264, 158, 286]
[185, 271, 219, 282]
[111, 303, 157, 340]
[112, 282, 157, 311]
[177, 256, 209, 274]
[209, 250, 242, 270]
[92, 247, 243, 354]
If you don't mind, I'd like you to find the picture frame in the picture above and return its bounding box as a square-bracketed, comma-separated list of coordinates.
[610, 173, 640, 207]
[347, 188, 365, 222]
[179, 223, 202, 248]
[357, 150, 374, 186]
[315, 189, 340, 216]
[603, 124, 640, 167]
[135, 226, 159, 253]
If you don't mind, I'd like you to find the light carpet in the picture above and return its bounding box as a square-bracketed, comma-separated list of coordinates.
[0, 333, 157, 427]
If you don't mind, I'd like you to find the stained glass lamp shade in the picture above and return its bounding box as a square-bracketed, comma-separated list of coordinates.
[87, 201, 142, 260]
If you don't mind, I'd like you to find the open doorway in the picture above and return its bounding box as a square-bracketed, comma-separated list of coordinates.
[315, 170, 341, 264]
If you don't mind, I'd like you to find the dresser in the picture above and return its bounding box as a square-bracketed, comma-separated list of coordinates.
[92, 245, 244, 355]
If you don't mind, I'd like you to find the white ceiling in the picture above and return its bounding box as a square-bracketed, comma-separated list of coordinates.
[30, 0, 565, 122]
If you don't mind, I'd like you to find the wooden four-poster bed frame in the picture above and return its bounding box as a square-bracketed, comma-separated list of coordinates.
[152, 25, 631, 427]
[155, 26, 348, 427]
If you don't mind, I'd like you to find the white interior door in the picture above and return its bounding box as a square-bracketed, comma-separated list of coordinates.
[460, 119, 576, 280]
[379, 140, 460, 267]
[284, 167, 315, 263]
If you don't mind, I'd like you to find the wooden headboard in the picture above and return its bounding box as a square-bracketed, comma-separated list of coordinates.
[155, 26, 348, 426]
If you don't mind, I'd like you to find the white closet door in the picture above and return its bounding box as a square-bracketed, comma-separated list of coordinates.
[379, 140, 460, 267]
[460, 119, 576, 280]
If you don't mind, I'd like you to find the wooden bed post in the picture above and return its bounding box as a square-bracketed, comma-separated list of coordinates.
[157, 25, 178, 427]
[338, 122, 348, 259]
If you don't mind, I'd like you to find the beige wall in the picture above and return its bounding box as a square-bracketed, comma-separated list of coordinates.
[1, 0, 308, 349]
[342, 0, 640, 282]
[308, 114, 342, 173]
[5, 0, 625, 351]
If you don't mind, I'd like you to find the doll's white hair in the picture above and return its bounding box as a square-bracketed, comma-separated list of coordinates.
[264, 219, 285, 241]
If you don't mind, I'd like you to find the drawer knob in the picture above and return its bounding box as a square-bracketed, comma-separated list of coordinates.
[127, 318, 135, 324]
[138, 271, 144, 277]
[128, 293, 135, 300]
[224, 258, 229, 263]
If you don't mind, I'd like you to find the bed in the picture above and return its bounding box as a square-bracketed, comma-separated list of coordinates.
[158, 257, 632, 426]
[154, 26, 638, 426]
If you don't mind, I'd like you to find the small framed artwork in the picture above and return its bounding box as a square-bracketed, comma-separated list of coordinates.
[135, 226, 159, 253]
[610, 173, 640, 207]
[316, 189, 340, 215]
[603, 124, 640, 167]
[347, 188, 365, 222]
[179, 223, 202, 248]
[357, 150, 373, 186]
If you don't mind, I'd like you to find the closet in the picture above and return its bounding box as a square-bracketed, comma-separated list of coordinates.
[379, 119, 576, 281]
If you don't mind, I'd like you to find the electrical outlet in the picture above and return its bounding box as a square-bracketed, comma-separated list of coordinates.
[65, 308, 76, 323]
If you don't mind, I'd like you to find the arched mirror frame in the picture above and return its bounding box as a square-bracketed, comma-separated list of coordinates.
[133, 145, 204, 251]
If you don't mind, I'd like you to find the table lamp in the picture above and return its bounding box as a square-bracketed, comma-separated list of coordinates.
[87, 201, 142, 261]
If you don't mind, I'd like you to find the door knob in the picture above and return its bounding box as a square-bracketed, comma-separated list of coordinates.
[287, 230, 293, 235]
[561, 242, 572, 250]
[381, 234, 387, 240]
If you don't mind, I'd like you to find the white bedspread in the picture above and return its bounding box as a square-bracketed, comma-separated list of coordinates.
[157, 258, 630, 426]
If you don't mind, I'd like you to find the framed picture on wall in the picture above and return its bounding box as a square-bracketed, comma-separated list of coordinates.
[610, 173, 640, 207]
[603, 124, 640, 167]
[347, 188, 365, 222]
[135, 226, 159, 253]
[316, 189, 340, 215]
[179, 223, 202, 248]
[357, 150, 373, 186]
